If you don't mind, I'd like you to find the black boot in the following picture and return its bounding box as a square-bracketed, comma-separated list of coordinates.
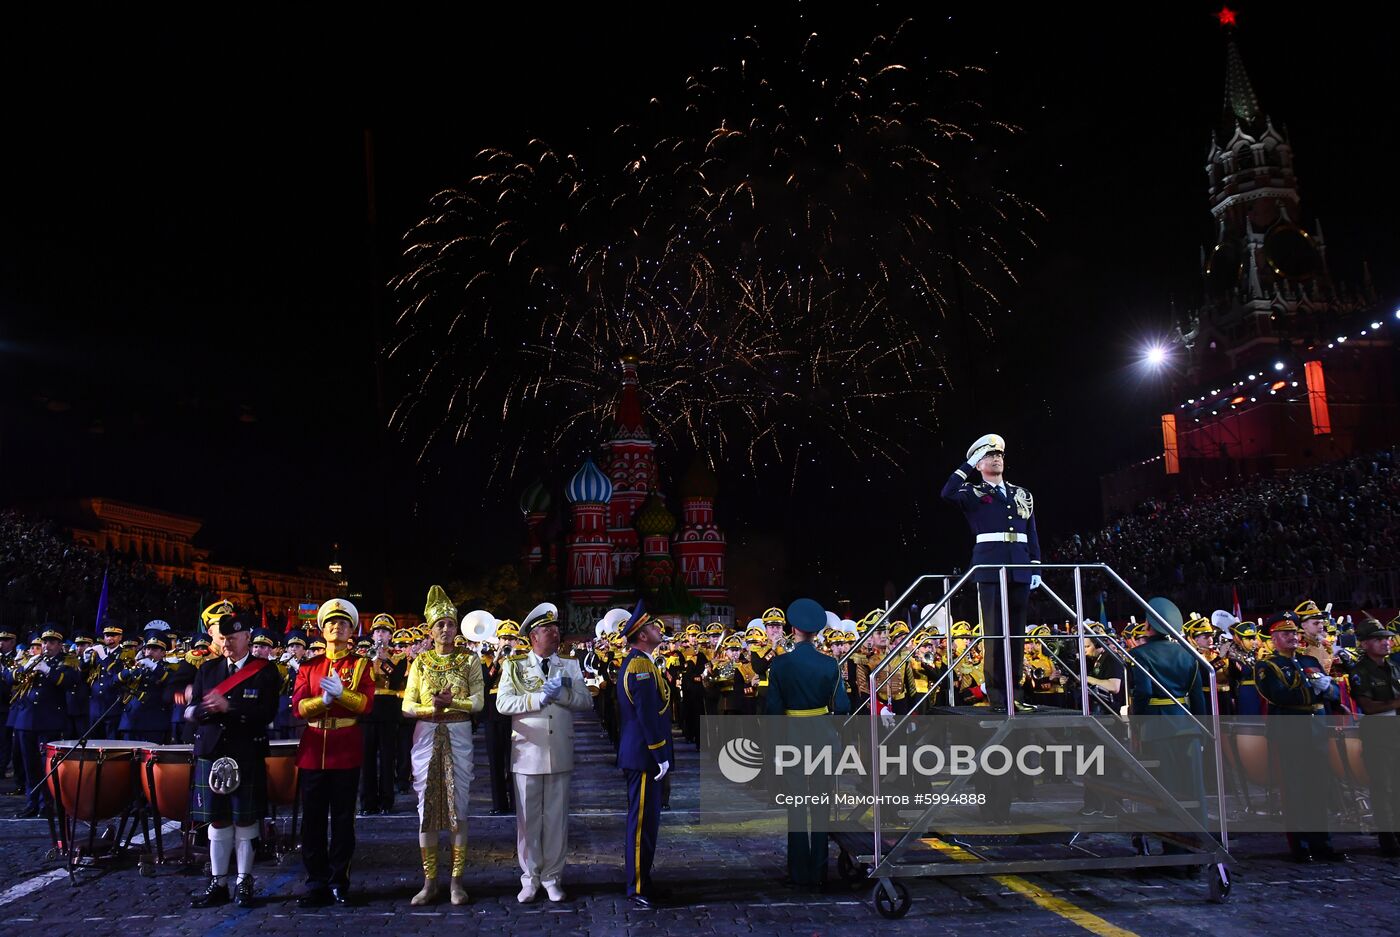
[191, 878, 231, 908]
[235, 876, 256, 908]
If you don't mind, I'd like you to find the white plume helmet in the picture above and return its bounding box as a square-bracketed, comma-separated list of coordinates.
[144, 619, 171, 632]
[461, 609, 499, 644]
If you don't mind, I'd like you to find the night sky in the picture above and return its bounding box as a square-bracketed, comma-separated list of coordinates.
[2, 3, 1395, 613]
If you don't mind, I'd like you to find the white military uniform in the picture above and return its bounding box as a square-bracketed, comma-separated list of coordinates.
[495, 649, 593, 890]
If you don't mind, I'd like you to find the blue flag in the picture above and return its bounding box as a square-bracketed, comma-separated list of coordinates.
[94, 566, 110, 633]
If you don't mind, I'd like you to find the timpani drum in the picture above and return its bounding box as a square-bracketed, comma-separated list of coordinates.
[266, 739, 300, 806]
[1327, 730, 1370, 787]
[139, 744, 194, 823]
[45, 740, 136, 823]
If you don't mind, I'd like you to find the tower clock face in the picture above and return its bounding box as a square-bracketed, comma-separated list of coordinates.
[1205, 241, 1242, 294]
[1262, 224, 1320, 280]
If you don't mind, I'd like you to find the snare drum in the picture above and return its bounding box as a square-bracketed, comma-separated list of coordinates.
[139, 744, 195, 823]
[45, 740, 136, 823]
[265, 739, 301, 806]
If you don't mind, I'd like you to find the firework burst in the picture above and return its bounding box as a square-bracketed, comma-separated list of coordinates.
[388, 21, 1040, 490]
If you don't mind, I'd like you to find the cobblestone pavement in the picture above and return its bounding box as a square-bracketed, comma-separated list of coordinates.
[2, 711, 1398, 937]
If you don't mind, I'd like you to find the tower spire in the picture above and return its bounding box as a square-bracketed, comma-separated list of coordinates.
[1219, 9, 1263, 138]
[614, 353, 645, 437]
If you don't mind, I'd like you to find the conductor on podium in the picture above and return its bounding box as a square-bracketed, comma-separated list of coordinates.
[764, 598, 851, 889]
[942, 434, 1042, 712]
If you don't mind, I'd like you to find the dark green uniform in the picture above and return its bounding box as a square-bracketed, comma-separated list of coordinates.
[1257, 648, 1339, 859]
[1129, 632, 1208, 849]
[764, 640, 851, 886]
[1348, 647, 1400, 854]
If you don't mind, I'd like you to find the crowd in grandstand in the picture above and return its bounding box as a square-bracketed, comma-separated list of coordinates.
[1053, 448, 1399, 598]
[0, 510, 203, 633]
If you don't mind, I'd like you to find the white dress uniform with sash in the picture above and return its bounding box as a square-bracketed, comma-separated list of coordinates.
[496, 645, 593, 890]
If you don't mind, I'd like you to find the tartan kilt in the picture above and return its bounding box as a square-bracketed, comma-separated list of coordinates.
[192, 756, 267, 826]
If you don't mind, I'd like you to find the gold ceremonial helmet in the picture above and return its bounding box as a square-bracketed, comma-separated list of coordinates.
[705, 622, 724, 635]
[424, 585, 458, 625]
[495, 619, 521, 640]
[684, 623, 702, 637]
[888, 621, 910, 638]
[761, 607, 786, 624]
[371, 613, 397, 632]
[202, 600, 235, 629]
[721, 634, 744, 650]
[1184, 613, 1213, 637]
[1293, 599, 1324, 620]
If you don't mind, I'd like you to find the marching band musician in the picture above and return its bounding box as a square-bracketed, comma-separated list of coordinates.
[703, 633, 760, 715]
[942, 433, 1043, 713]
[68, 631, 94, 736]
[1184, 615, 1232, 716]
[11, 625, 78, 819]
[117, 630, 174, 744]
[485, 619, 522, 814]
[361, 613, 407, 817]
[274, 631, 309, 740]
[677, 624, 706, 747]
[393, 627, 418, 795]
[293, 598, 374, 907]
[88, 621, 131, 739]
[907, 633, 946, 714]
[1295, 600, 1336, 676]
[402, 587, 484, 906]
[949, 621, 986, 706]
[187, 612, 282, 907]
[1225, 620, 1264, 716]
[0, 628, 16, 787]
[496, 601, 593, 904]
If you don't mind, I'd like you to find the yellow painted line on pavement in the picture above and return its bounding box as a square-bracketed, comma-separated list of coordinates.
[921, 837, 1139, 937]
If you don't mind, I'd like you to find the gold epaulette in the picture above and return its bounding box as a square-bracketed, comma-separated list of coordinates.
[625, 657, 658, 676]
[506, 652, 529, 663]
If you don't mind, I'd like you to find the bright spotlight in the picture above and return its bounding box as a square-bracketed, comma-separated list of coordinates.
[1144, 345, 1167, 367]
[1273, 361, 1285, 371]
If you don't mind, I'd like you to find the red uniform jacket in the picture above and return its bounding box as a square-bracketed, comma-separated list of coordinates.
[292, 649, 373, 770]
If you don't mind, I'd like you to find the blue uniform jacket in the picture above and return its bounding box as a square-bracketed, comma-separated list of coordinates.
[941, 462, 1041, 584]
[618, 648, 674, 772]
[89, 650, 129, 723]
[118, 661, 174, 732]
[763, 642, 851, 716]
[14, 656, 80, 732]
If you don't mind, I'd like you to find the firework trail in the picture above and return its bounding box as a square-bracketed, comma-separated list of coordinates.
[388, 21, 1040, 489]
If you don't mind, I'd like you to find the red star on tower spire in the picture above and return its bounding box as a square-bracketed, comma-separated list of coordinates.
[1216, 6, 1238, 27]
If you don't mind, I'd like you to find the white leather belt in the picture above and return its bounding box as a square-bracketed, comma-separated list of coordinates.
[977, 532, 1027, 544]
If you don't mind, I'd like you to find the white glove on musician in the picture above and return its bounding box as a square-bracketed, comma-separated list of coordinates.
[655, 760, 670, 781]
[35, 660, 51, 675]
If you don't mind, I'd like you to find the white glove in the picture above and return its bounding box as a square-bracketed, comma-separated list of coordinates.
[1310, 673, 1333, 693]
[541, 673, 563, 704]
[655, 760, 670, 781]
[35, 660, 51, 674]
[321, 670, 344, 698]
[139, 657, 158, 671]
[879, 707, 895, 729]
[1030, 574, 1043, 590]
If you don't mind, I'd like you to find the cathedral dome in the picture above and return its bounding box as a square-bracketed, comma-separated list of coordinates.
[565, 457, 613, 504]
[635, 493, 676, 536]
[519, 480, 551, 515]
[680, 459, 718, 499]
